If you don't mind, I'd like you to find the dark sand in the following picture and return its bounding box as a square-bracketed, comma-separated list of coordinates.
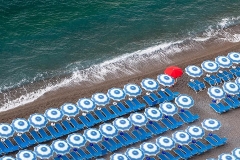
[1, 39, 240, 159]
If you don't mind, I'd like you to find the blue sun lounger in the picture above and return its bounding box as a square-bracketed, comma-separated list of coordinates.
[205, 134, 227, 147]
[161, 117, 179, 130]
[164, 88, 180, 98]
[174, 148, 190, 159]
[158, 151, 180, 160]
[211, 134, 227, 146]
[110, 102, 131, 116]
[195, 140, 212, 152]
[194, 80, 206, 90]
[94, 108, 116, 122]
[101, 138, 122, 152]
[62, 120, 78, 133]
[75, 148, 92, 159]
[203, 77, 216, 86]
[116, 132, 139, 146]
[209, 75, 222, 84]
[54, 155, 70, 160]
[218, 102, 231, 112]
[216, 73, 229, 82]
[146, 121, 167, 135]
[229, 68, 240, 77]
[13, 136, 29, 149]
[117, 102, 133, 113]
[142, 95, 158, 106]
[0, 139, 19, 153]
[209, 103, 223, 114]
[21, 133, 36, 146]
[30, 129, 51, 143]
[229, 96, 240, 107]
[181, 145, 198, 156]
[132, 127, 152, 141]
[132, 98, 146, 108]
[69, 151, 83, 160]
[189, 143, 203, 154]
[86, 144, 108, 157]
[157, 90, 174, 101]
[125, 98, 145, 111]
[223, 98, 238, 109]
[47, 125, 65, 138]
[79, 115, 96, 128]
[223, 70, 234, 79]
[69, 118, 84, 130]
[188, 81, 200, 92]
[178, 110, 199, 123]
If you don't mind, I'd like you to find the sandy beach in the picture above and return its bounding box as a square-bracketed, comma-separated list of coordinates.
[1, 38, 240, 159]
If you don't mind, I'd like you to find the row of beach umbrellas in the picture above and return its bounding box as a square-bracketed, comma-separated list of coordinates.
[216, 148, 240, 160]
[185, 52, 240, 77]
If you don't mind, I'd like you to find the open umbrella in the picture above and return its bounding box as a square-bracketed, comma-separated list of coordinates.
[16, 150, 36, 160]
[129, 113, 148, 126]
[0, 156, 15, 160]
[107, 88, 126, 101]
[185, 65, 203, 77]
[28, 114, 48, 129]
[0, 123, 14, 138]
[228, 52, 240, 64]
[140, 142, 159, 156]
[61, 103, 79, 117]
[91, 93, 110, 106]
[232, 148, 240, 159]
[66, 133, 86, 148]
[141, 78, 159, 91]
[77, 98, 96, 112]
[175, 94, 194, 109]
[215, 56, 233, 68]
[110, 153, 128, 160]
[186, 126, 205, 139]
[83, 128, 102, 143]
[164, 66, 183, 79]
[44, 108, 63, 122]
[156, 136, 175, 150]
[99, 123, 118, 138]
[144, 107, 162, 121]
[207, 86, 225, 100]
[123, 84, 142, 97]
[113, 118, 132, 131]
[201, 119, 221, 131]
[34, 144, 53, 159]
[201, 60, 219, 73]
[159, 102, 178, 116]
[223, 82, 239, 95]
[218, 153, 236, 160]
[51, 140, 71, 155]
[126, 148, 145, 160]
[172, 131, 192, 145]
[11, 118, 30, 133]
[235, 77, 240, 85]
[157, 74, 175, 87]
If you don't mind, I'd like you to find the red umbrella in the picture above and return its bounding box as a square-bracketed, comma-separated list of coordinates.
[164, 66, 183, 79]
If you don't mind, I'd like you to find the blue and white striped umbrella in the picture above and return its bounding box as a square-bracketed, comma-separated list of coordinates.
[218, 153, 236, 160]
[107, 88, 126, 101]
[0, 123, 14, 138]
[110, 153, 128, 160]
[185, 65, 203, 77]
[99, 123, 118, 138]
[159, 102, 178, 116]
[215, 56, 233, 68]
[51, 140, 71, 155]
[91, 93, 110, 106]
[232, 148, 240, 159]
[16, 150, 36, 160]
[113, 118, 132, 131]
[44, 108, 63, 122]
[11, 118, 30, 133]
[66, 133, 86, 148]
[207, 86, 225, 100]
[175, 94, 194, 109]
[228, 52, 240, 64]
[144, 107, 162, 121]
[77, 98, 96, 112]
[34, 144, 53, 159]
[201, 60, 219, 73]
[83, 128, 102, 143]
[235, 77, 240, 86]
[61, 103, 79, 117]
[129, 113, 148, 126]
[28, 114, 48, 129]
[0, 156, 15, 160]
[172, 131, 192, 145]
[223, 82, 240, 95]
[126, 148, 145, 160]
[141, 78, 159, 91]
[201, 119, 221, 131]
[157, 74, 175, 87]
[140, 142, 159, 156]
[186, 126, 205, 139]
[156, 136, 175, 150]
[123, 84, 142, 97]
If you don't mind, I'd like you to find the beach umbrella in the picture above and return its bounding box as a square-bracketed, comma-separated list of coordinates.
[77, 98, 96, 112]
[141, 78, 159, 91]
[223, 82, 240, 95]
[232, 148, 240, 159]
[83, 128, 102, 143]
[11, 118, 30, 133]
[61, 103, 79, 117]
[91, 93, 110, 106]
[140, 142, 160, 156]
[215, 56, 233, 68]
[16, 150, 36, 160]
[235, 77, 240, 86]
[28, 114, 48, 129]
[107, 88, 126, 101]
[201, 60, 219, 73]
[99, 123, 118, 138]
[144, 107, 162, 121]
[156, 136, 175, 150]
[172, 131, 192, 145]
[164, 66, 183, 79]
[0, 123, 14, 138]
[110, 153, 128, 160]
[201, 119, 221, 131]
[51, 140, 71, 155]
[129, 113, 148, 126]
[66, 133, 86, 148]
[207, 86, 225, 100]
[185, 65, 203, 77]
[218, 153, 236, 160]
[186, 126, 205, 139]
[157, 74, 175, 87]
[0, 156, 15, 160]
[123, 83, 142, 97]
[228, 52, 240, 64]
[113, 118, 132, 131]
[159, 102, 178, 116]
[34, 144, 53, 159]
[44, 108, 63, 122]
[175, 94, 194, 109]
[125, 148, 145, 160]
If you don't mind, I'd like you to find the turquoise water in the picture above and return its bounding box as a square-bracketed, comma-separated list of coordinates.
[1, 0, 240, 92]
